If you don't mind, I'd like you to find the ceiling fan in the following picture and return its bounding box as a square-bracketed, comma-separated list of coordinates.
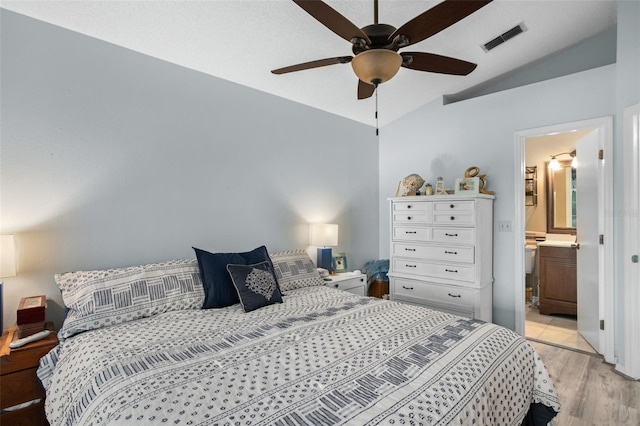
[272, 0, 493, 100]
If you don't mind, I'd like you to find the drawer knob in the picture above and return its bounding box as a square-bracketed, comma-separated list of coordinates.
[405, 264, 417, 268]
[405, 248, 416, 252]
[444, 250, 458, 255]
[448, 293, 462, 298]
[402, 285, 414, 290]
[450, 216, 455, 221]
[334, 284, 339, 288]
[407, 216, 412, 220]
[407, 205, 412, 209]
[445, 269, 458, 273]
[450, 204, 455, 208]
[445, 233, 458, 237]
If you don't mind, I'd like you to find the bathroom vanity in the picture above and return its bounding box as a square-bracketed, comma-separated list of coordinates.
[538, 242, 577, 316]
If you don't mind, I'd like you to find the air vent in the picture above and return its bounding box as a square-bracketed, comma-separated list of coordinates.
[482, 22, 527, 52]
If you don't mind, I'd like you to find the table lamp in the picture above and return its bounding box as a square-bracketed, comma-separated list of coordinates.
[310, 224, 338, 272]
[0, 234, 17, 332]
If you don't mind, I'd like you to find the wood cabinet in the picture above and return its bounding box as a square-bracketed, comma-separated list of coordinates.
[1, 322, 57, 425]
[388, 195, 494, 322]
[539, 245, 577, 315]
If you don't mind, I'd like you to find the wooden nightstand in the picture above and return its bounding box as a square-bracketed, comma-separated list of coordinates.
[324, 272, 367, 296]
[1, 322, 57, 425]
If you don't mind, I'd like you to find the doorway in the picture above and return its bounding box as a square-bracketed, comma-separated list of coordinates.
[523, 129, 595, 353]
[513, 117, 614, 364]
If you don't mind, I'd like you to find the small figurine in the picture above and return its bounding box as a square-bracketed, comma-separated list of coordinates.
[424, 183, 433, 195]
[464, 166, 494, 195]
[435, 177, 447, 195]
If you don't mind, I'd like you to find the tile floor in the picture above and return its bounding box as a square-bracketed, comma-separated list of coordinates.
[525, 303, 597, 354]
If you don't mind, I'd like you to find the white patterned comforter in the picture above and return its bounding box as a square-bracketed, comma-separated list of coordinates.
[38, 286, 560, 425]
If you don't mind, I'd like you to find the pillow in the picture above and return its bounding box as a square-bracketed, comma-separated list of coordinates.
[56, 259, 204, 339]
[227, 261, 283, 312]
[193, 245, 276, 309]
[269, 249, 325, 292]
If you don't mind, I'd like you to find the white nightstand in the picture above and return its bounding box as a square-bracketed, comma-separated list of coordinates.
[324, 273, 367, 296]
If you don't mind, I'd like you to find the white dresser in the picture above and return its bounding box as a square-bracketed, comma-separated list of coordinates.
[388, 194, 494, 322]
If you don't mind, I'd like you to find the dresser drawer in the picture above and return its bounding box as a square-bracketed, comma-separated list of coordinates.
[392, 243, 474, 263]
[432, 227, 475, 244]
[392, 278, 475, 309]
[432, 212, 474, 225]
[393, 212, 429, 223]
[0, 368, 45, 410]
[433, 201, 474, 212]
[393, 226, 430, 241]
[393, 201, 430, 213]
[392, 201, 431, 223]
[393, 258, 475, 282]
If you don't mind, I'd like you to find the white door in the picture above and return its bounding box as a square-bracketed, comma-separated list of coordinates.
[575, 131, 601, 352]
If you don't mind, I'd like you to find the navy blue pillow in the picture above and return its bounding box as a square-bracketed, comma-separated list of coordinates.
[193, 245, 275, 309]
[227, 261, 283, 312]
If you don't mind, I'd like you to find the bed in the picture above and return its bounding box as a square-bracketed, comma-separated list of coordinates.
[37, 248, 560, 425]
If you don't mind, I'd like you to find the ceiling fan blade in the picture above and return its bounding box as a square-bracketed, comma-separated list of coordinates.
[390, 0, 492, 48]
[402, 52, 477, 75]
[292, 0, 371, 45]
[358, 80, 375, 100]
[271, 56, 353, 74]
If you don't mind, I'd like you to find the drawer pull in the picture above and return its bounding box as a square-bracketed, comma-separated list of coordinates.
[405, 231, 417, 234]
[407, 216, 412, 220]
[334, 284, 339, 288]
[402, 286, 414, 290]
[444, 250, 458, 255]
[405, 248, 416, 252]
[405, 264, 417, 268]
[450, 216, 455, 221]
[448, 293, 462, 298]
[450, 204, 455, 209]
[445, 233, 458, 237]
[445, 269, 459, 273]
[407, 205, 412, 209]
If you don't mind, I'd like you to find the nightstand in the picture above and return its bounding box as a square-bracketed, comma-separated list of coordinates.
[324, 272, 367, 296]
[1, 322, 57, 425]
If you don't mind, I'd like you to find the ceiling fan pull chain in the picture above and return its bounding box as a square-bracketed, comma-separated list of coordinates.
[375, 86, 379, 136]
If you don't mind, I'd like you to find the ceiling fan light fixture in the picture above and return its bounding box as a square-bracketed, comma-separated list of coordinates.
[351, 49, 402, 86]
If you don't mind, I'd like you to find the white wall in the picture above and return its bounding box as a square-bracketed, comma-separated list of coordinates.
[613, 0, 640, 369]
[0, 11, 379, 330]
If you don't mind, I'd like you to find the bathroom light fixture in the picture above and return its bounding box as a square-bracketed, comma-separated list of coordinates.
[548, 150, 577, 170]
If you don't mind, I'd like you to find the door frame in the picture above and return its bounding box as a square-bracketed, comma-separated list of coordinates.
[513, 116, 614, 364]
[618, 103, 640, 379]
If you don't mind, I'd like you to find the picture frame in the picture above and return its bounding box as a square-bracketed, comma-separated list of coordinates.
[454, 177, 480, 194]
[331, 253, 348, 273]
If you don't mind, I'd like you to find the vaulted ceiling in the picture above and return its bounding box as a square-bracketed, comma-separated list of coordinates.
[1, 1, 617, 126]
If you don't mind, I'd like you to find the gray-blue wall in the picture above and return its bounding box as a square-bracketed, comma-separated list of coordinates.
[0, 10, 379, 330]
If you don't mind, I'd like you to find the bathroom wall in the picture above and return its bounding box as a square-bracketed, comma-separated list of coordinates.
[524, 129, 594, 234]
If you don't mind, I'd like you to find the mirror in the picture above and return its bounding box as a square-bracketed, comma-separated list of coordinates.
[546, 160, 576, 234]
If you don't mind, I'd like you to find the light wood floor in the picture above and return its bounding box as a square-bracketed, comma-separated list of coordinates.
[531, 341, 640, 426]
[525, 303, 596, 354]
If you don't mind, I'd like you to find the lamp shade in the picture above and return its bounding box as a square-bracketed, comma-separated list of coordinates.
[351, 49, 402, 85]
[310, 224, 338, 247]
[0, 234, 16, 278]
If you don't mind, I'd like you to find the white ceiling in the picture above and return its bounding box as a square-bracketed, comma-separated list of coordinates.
[1, 0, 617, 126]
